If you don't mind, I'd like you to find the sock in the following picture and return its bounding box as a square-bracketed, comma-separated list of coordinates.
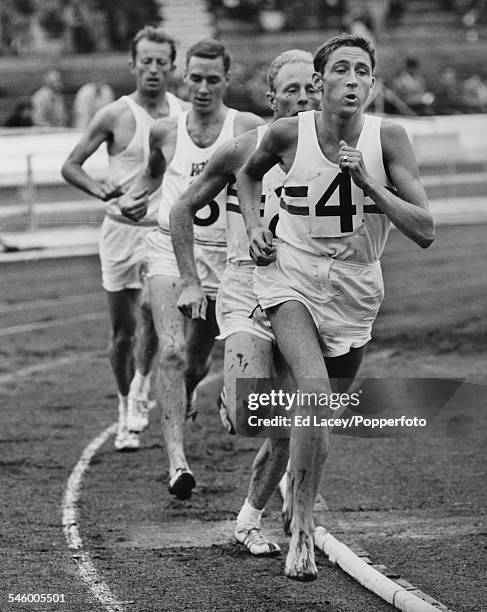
[129, 370, 151, 397]
[237, 499, 263, 530]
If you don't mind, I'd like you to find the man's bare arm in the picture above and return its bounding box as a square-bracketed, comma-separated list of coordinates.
[340, 121, 435, 248]
[237, 120, 289, 265]
[118, 119, 173, 221]
[171, 135, 255, 318]
[61, 107, 123, 201]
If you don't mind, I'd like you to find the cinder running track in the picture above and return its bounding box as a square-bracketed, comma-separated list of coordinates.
[1, 225, 486, 611]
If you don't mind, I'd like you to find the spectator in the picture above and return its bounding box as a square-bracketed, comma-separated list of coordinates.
[72, 80, 114, 128]
[31, 69, 67, 127]
[4, 97, 33, 127]
[391, 56, 435, 115]
[461, 73, 487, 112]
[435, 66, 464, 114]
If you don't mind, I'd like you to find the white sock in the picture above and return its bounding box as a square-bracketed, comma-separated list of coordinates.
[117, 393, 128, 426]
[237, 499, 263, 530]
[129, 370, 151, 397]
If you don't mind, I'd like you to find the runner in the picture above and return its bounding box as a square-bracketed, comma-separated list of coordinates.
[62, 27, 187, 451]
[125, 38, 264, 500]
[169, 50, 320, 555]
[237, 33, 434, 580]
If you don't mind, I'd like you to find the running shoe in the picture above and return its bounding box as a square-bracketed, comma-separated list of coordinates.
[114, 425, 140, 451]
[235, 526, 281, 556]
[217, 388, 235, 435]
[168, 468, 196, 500]
[127, 395, 150, 432]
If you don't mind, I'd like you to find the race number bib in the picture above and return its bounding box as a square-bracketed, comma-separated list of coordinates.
[307, 170, 364, 238]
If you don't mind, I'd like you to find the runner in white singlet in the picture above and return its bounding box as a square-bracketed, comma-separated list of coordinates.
[169, 51, 321, 556]
[238, 34, 434, 581]
[62, 27, 187, 451]
[124, 39, 264, 501]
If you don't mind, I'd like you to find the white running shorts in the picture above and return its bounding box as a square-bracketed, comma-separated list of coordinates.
[145, 229, 226, 300]
[253, 242, 384, 357]
[216, 261, 274, 342]
[99, 216, 152, 292]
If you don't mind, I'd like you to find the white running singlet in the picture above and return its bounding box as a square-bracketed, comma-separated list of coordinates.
[157, 108, 237, 248]
[105, 93, 183, 226]
[278, 111, 390, 263]
[225, 124, 284, 264]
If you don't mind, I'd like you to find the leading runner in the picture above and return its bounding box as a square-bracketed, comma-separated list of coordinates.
[237, 33, 435, 580]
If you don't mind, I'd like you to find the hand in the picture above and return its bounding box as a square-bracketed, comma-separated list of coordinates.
[93, 180, 123, 201]
[177, 283, 207, 320]
[249, 227, 276, 266]
[338, 140, 370, 192]
[118, 188, 149, 222]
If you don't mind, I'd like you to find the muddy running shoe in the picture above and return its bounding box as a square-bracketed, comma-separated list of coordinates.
[217, 388, 235, 435]
[127, 395, 150, 433]
[235, 526, 281, 556]
[168, 468, 196, 500]
[114, 425, 140, 451]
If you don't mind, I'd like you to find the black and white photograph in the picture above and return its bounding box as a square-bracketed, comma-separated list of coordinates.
[1, 1, 486, 610]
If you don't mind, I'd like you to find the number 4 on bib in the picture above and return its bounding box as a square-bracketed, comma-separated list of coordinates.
[309, 170, 364, 238]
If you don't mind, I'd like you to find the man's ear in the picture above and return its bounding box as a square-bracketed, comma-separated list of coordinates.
[266, 90, 277, 112]
[370, 75, 376, 94]
[312, 71, 323, 91]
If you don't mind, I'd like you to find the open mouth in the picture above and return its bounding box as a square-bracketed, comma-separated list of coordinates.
[345, 93, 358, 102]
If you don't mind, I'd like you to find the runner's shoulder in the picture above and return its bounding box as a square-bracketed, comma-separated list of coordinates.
[234, 110, 267, 136]
[264, 116, 298, 150]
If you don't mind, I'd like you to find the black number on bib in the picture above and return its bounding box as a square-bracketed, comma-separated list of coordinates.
[315, 172, 356, 233]
[194, 200, 219, 226]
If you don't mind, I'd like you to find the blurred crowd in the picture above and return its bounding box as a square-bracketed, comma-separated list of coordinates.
[4, 69, 114, 128]
[4, 56, 487, 128]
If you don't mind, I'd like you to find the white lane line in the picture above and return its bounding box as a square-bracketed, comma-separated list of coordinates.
[0, 354, 95, 386]
[62, 422, 127, 612]
[0, 292, 103, 314]
[0, 312, 105, 337]
[61, 370, 223, 612]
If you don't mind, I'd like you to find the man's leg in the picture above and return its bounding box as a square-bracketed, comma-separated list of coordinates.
[183, 298, 219, 420]
[224, 332, 289, 556]
[267, 300, 331, 581]
[105, 288, 141, 450]
[148, 274, 197, 499]
[127, 281, 159, 433]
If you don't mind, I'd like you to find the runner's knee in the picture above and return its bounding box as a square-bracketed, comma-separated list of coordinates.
[158, 339, 187, 372]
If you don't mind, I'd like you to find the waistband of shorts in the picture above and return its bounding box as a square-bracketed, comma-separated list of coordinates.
[106, 211, 158, 227]
[226, 259, 255, 269]
[158, 225, 227, 248]
[279, 241, 380, 268]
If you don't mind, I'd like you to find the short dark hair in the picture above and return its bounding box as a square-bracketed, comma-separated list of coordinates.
[186, 38, 231, 73]
[314, 34, 376, 74]
[131, 27, 177, 64]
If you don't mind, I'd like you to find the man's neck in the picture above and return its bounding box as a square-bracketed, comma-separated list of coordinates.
[188, 104, 227, 128]
[318, 108, 365, 147]
[132, 88, 169, 112]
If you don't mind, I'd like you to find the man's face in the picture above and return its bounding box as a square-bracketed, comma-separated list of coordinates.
[268, 62, 321, 118]
[132, 39, 174, 94]
[184, 56, 229, 114]
[313, 46, 374, 116]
